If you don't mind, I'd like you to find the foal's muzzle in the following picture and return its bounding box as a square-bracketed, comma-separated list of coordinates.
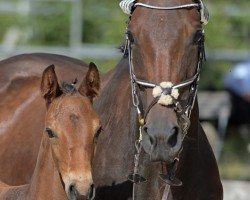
[68, 184, 95, 200]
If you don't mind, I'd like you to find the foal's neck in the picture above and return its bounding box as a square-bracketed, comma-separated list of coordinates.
[27, 135, 66, 200]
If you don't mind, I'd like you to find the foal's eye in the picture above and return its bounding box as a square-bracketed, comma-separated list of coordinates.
[45, 128, 57, 138]
[95, 127, 103, 139]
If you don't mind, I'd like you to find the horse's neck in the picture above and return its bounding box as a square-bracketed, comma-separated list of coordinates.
[0, 135, 63, 200]
[171, 103, 222, 200]
[99, 68, 116, 92]
[94, 59, 137, 184]
[27, 136, 66, 200]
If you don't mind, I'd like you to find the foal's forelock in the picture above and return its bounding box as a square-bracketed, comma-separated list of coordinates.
[61, 82, 77, 94]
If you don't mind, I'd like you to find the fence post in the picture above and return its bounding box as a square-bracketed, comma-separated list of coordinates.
[70, 0, 83, 49]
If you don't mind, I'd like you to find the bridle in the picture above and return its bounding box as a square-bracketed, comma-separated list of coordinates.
[119, 0, 209, 199]
[126, 30, 205, 136]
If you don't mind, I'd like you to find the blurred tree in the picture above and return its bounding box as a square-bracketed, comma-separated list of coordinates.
[82, 0, 126, 44]
[206, 0, 250, 50]
[199, 0, 250, 90]
[29, 2, 70, 46]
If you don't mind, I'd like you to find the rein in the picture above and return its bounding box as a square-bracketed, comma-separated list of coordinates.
[119, 1, 209, 199]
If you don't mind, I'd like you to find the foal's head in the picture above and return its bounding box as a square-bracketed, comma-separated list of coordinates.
[41, 63, 100, 200]
[125, 0, 206, 162]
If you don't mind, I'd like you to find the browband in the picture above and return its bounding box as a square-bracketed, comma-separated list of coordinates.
[119, 0, 210, 25]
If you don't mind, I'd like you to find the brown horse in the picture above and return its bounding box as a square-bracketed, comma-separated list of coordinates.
[0, 53, 113, 186]
[92, 0, 223, 199]
[0, 63, 100, 199]
[0, 54, 86, 185]
[0, 0, 223, 198]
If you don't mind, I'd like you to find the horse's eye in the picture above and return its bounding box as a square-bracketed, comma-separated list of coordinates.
[126, 30, 134, 43]
[95, 127, 103, 140]
[45, 128, 57, 138]
[193, 30, 204, 45]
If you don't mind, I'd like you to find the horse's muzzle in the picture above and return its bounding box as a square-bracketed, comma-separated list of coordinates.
[68, 184, 95, 200]
[141, 124, 182, 163]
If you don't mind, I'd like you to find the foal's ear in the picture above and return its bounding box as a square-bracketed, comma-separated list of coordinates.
[78, 62, 100, 103]
[40, 65, 62, 107]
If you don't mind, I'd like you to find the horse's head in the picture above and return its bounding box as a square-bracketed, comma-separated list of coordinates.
[122, 0, 208, 163]
[41, 63, 100, 200]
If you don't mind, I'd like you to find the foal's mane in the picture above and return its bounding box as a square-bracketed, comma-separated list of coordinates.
[61, 80, 77, 94]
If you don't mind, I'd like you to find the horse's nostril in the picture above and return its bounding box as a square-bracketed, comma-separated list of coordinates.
[69, 184, 74, 192]
[143, 125, 156, 146]
[69, 184, 77, 197]
[167, 126, 179, 147]
[88, 184, 95, 200]
[149, 135, 155, 146]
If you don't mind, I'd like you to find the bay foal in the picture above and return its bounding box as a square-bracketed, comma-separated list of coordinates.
[0, 63, 100, 200]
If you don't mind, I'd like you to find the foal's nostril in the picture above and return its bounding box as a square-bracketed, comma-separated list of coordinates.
[69, 184, 77, 198]
[87, 184, 95, 200]
[69, 184, 74, 192]
[167, 126, 179, 147]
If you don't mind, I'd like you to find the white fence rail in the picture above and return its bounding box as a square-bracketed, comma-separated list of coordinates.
[0, 44, 249, 61]
[0, 44, 122, 60]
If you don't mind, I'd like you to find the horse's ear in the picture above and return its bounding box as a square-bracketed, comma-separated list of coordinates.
[40, 65, 62, 108]
[78, 62, 100, 103]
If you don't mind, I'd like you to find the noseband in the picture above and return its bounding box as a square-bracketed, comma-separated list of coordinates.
[119, 1, 209, 199]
